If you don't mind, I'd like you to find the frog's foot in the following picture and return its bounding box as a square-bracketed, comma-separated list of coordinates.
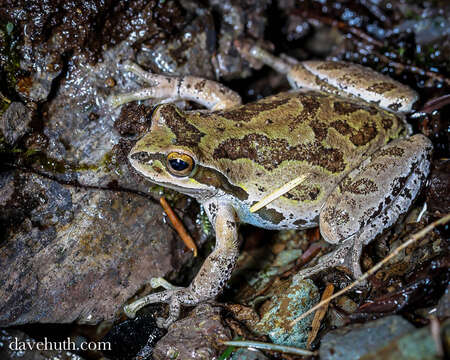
[294, 236, 363, 281]
[124, 281, 199, 328]
[236, 41, 293, 75]
[108, 61, 241, 110]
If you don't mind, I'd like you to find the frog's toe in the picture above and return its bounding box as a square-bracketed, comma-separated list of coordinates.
[107, 94, 124, 109]
[294, 260, 331, 281]
[124, 289, 172, 318]
[124, 286, 199, 327]
[294, 238, 364, 281]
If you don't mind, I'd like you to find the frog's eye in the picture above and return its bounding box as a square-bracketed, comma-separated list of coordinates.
[166, 152, 195, 177]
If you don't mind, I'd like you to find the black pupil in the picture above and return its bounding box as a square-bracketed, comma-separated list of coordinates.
[169, 158, 189, 171]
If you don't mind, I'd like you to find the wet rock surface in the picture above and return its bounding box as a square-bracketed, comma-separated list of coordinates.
[103, 309, 165, 360]
[319, 316, 415, 360]
[254, 278, 319, 347]
[153, 303, 231, 360]
[0, 171, 175, 325]
[0, 102, 33, 145]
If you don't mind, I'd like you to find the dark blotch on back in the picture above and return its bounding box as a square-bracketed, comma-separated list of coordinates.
[213, 134, 346, 173]
[381, 117, 393, 130]
[330, 120, 378, 146]
[333, 101, 378, 115]
[159, 104, 205, 147]
[290, 95, 321, 131]
[316, 62, 349, 71]
[217, 97, 291, 122]
[367, 82, 397, 94]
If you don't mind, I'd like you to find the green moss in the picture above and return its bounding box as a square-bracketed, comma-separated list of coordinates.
[0, 92, 11, 114]
[0, 20, 21, 99]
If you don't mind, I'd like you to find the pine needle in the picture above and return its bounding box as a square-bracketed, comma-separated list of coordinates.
[250, 174, 309, 213]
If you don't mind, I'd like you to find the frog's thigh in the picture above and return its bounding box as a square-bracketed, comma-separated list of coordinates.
[320, 134, 433, 245]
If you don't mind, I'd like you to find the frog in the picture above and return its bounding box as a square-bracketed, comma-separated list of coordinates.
[108, 44, 433, 328]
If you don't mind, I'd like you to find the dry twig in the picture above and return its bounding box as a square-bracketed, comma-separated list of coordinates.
[307, 283, 335, 348]
[160, 196, 198, 257]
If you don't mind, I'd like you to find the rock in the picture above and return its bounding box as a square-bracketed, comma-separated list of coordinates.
[0, 102, 33, 145]
[232, 348, 269, 360]
[0, 171, 177, 325]
[0, 0, 229, 330]
[319, 315, 415, 360]
[153, 303, 231, 360]
[360, 324, 442, 360]
[254, 278, 319, 347]
[210, 0, 270, 79]
[426, 160, 450, 214]
[136, 1, 217, 78]
[436, 284, 450, 319]
[103, 309, 165, 360]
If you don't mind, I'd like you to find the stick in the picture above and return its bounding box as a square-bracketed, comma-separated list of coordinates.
[160, 196, 198, 257]
[307, 283, 334, 348]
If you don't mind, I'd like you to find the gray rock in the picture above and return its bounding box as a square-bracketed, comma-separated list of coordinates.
[0, 171, 176, 325]
[320, 315, 415, 360]
[153, 303, 231, 360]
[254, 278, 319, 347]
[437, 284, 450, 318]
[1, 102, 33, 145]
[232, 348, 269, 360]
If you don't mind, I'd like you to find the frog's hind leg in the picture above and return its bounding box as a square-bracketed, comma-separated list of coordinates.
[108, 61, 242, 110]
[239, 43, 418, 113]
[295, 134, 433, 281]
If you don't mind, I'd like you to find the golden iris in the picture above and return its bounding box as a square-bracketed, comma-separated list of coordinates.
[166, 152, 194, 176]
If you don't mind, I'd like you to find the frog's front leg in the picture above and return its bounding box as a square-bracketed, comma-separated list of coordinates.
[108, 61, 242, 110]
[124, 202, 240, 328]
[295, 134, 433, 281]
